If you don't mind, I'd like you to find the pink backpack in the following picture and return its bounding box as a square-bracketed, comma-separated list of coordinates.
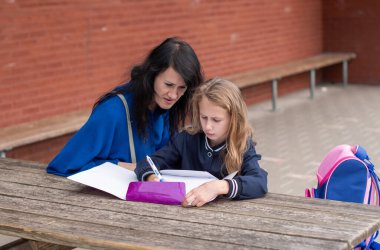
[305, 144, 380, 249]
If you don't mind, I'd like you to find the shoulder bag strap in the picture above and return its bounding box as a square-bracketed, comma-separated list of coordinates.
[117, 94, 136, 163]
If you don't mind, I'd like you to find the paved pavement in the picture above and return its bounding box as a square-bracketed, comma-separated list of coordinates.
[2, 83, 380, 249]
[249, 84, 380, 196]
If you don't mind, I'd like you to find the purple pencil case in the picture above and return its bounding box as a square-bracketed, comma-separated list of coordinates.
[126, 181, 186, 205]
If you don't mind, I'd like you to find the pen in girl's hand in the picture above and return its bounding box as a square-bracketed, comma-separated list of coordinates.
[146, 155, 165, 182]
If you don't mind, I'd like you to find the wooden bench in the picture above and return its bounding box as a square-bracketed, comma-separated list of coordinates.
[0, 52, 356, 157]
[0, 109, 91, 158]
[226, 52, 357, 111]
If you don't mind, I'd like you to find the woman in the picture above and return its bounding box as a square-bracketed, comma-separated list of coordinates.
[47, 37, 204, 176]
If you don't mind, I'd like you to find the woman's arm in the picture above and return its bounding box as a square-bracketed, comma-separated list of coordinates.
[46, 98, 127, 176]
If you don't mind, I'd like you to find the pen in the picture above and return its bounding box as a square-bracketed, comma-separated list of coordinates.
[146, 155, 164, 182]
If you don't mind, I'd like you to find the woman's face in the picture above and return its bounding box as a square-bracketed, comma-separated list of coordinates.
[199, 96, 230, 147]
[152, 67, 187, 110]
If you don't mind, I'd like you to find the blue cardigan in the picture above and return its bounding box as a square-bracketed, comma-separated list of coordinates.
[47, 93, 171, 177]
[135, 131, 268, 200]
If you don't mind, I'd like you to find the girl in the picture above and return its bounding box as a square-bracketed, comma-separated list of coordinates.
[135, 77, 268, 207]
[47, 37, 204, 176]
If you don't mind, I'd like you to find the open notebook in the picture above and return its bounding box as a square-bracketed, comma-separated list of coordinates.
[68, 162, 237, 200]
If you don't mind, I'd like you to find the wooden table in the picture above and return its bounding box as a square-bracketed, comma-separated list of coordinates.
[0, 158, 379, 250]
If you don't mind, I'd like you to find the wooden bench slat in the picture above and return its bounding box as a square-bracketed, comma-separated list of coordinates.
[0, 209, 241, 250]
[0, 208, 343, 250]
[0, 109, 91, 151]
[227, 52, 356, 88]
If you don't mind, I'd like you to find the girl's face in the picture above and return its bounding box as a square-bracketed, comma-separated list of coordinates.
[151, 66, 187, 110]
[199, 96, 231, 147]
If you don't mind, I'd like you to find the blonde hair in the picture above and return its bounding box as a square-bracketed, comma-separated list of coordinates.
[187, 77, 254, 174]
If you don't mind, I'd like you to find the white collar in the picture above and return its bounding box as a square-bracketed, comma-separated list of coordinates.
[204, 134, 226, 152]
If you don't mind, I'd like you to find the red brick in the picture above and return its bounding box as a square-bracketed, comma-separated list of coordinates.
[323, 1, 380, 84]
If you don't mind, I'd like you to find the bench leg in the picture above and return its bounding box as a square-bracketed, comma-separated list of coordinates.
[0, 238, 29, 250]
[342, 61, 348, 88]
[271, 79, 278, 111]
[310, 69, 316, 99]
[29, 240, 73, 250]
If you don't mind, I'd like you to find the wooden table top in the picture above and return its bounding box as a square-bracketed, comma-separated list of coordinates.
[0, 158, 379, 250]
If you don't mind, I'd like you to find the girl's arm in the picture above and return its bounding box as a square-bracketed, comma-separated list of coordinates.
[226, 142, 268, 200]
[182, 179, 229, 207]
[134, 132, 184, 181]
[183, 141, 267, 207]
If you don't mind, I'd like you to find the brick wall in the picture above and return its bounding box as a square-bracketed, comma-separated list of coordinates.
[323, 1, 380, 84]
[1, 0, 323, 163]
[1, 0, 323, 128]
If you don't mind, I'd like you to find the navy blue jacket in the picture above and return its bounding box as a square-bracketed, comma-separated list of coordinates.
[135, 131, 268, 199]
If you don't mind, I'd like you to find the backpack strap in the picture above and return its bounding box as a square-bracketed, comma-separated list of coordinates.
[354, 145, 374, 170]
[355, 145, 380, 205]
[117, 94, 136, 163]
[370, 240, 380, 250]
[305, 188, 317, 198]
[370, 172, 380, 205]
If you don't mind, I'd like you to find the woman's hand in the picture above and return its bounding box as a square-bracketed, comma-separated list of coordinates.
[118, 162, 136, 170]
[182, 180, 229, 207]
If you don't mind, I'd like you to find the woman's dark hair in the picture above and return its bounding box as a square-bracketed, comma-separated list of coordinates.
[94, 37, 204, 138]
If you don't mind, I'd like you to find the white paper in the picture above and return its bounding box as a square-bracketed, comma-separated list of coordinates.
[160, 169, 217, 193]
[161, 169, 216, 179]
[68, 162, 136, 200]
[67, 162, 224, 199]
[223, 171, 238, 180]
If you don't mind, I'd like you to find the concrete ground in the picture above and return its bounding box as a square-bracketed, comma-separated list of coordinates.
[249, 84, 380, 196]
[1, 83, 380, 249]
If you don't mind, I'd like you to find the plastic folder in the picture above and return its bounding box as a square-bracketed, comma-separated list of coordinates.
[126, 181, 186, 205]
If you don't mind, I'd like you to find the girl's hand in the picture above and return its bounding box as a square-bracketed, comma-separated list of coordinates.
[118, 162, 136, 170]
[146, 174, 159, 182]
[182, 180, 229, 207]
